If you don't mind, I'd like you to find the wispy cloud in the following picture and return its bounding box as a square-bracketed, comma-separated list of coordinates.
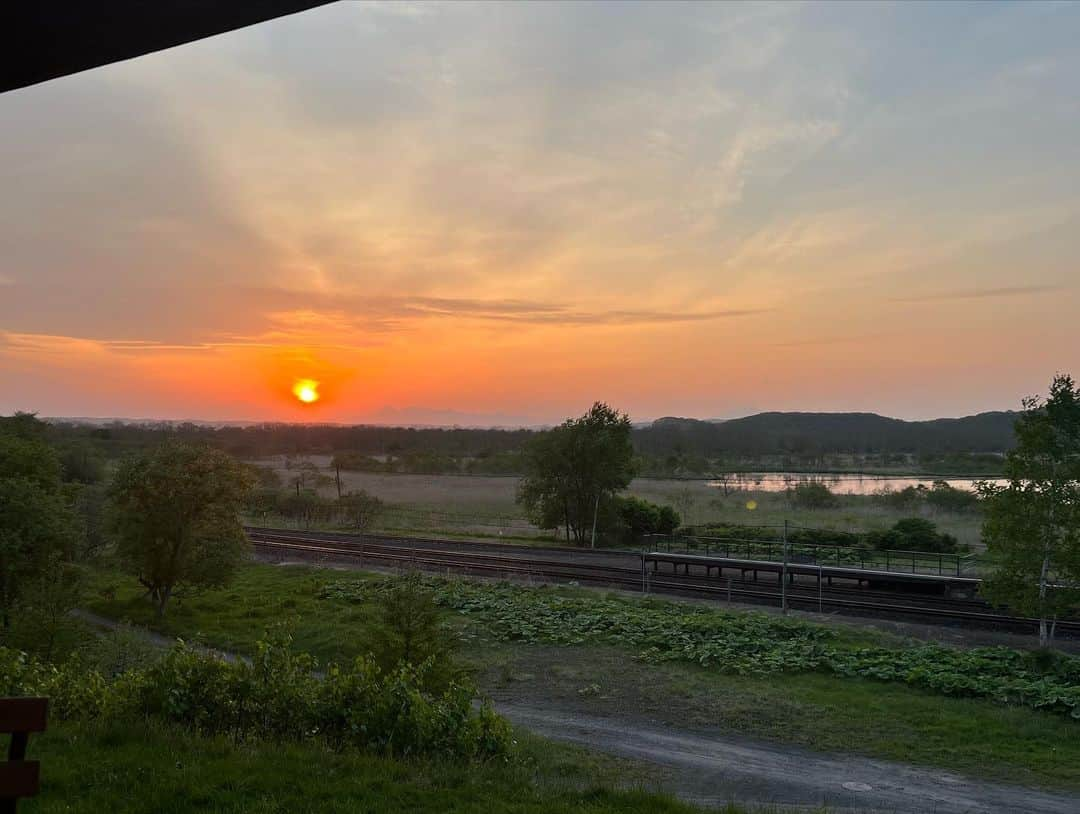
[891, 285, 1064, 303]
[392, 297, 769, 326]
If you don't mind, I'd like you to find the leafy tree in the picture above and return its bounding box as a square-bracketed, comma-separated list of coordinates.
[0, 433, 63, 490]
[517, 402, 636, 545]
[617, 496, 661, 538]
[12, 558, 85, 661]
[0, 469, 76, 631]
[978, 374, 1080, 646]
[0, 426, 77, 632]
[0, 411, 49, 440]
[73, 482, 109, 562]
[108, 441, 254, 617]
[337, 490, 384, 537]
[58, 442, 106, 484]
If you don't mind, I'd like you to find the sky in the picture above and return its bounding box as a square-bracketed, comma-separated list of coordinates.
[1, 1, 1078, 426]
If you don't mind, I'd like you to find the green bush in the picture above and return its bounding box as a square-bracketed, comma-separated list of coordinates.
[0, 632, 512, 761]
[926, 480, 981, 513]
[368, 572, 460, 693]
[875, 481, 981, 515]
[788, 482, 840, 509]
[875, 485, 926, 511]
[613, 496, 681, 539]
[866, 518, 963, 553]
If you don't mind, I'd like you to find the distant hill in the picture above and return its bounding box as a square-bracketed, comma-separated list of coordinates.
[635, 411, 1018, 456]
[39, 409, 1018, 471]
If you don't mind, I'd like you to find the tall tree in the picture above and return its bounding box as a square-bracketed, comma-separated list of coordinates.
[0, 417, 77, 632]
[517, 402, 636, 544]
[978, 374, 1080, 646]
[0, 464, 76, 631]
[108, 441, 254, 617]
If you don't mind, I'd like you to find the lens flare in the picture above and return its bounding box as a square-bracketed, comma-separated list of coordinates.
[292, 379, 320, 404]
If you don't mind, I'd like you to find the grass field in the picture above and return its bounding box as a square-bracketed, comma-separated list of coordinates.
[252, 458, 986, 549]
[25, 719, 713, 814]
[83, 562, 1080, 790]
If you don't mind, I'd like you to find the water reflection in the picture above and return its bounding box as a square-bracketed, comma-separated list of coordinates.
[705, 473, 1006, 495]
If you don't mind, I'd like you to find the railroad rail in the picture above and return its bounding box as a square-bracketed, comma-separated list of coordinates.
[246, 528, 1080, 636]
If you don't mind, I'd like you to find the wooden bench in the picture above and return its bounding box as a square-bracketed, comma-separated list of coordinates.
[0, 698, 47, 814]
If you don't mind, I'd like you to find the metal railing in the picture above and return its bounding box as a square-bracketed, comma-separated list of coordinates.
[643, 533, 975, 576]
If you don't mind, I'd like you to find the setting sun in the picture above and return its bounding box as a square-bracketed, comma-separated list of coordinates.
[292, 379, 320, 404]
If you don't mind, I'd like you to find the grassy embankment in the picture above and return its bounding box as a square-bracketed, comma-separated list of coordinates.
[82, 563, 1080, 790]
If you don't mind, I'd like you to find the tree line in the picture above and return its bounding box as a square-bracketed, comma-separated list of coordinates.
[36, 408, 1019, 479]
[2, 374, 1077, 645]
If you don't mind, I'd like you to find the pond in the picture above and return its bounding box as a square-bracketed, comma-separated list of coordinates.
[705, 473, 1007, 495]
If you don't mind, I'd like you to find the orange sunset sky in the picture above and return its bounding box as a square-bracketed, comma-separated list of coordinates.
[2, 2, 1079, 426]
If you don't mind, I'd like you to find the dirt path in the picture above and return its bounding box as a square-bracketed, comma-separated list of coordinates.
[498, 702, 1078, 813]
[74, 610, 1078, 813]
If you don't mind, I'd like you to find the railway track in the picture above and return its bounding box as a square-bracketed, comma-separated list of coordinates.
[247, 528, 1080, 636]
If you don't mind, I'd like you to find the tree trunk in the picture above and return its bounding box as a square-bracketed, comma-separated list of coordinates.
[1038, 550, 1051, 648]
[564, 496, 570, 543]
[156, 585, 172, 618]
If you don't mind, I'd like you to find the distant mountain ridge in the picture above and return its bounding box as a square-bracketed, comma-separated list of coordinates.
[639, 411, 1018, 455]
[38, 409, 1018, 465]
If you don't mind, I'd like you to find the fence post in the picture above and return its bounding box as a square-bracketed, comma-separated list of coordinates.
[781, 519, 789, 615]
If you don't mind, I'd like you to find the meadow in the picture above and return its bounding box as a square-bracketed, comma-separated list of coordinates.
[81, 562, 1080, 790]
[253, 456, 986, 549]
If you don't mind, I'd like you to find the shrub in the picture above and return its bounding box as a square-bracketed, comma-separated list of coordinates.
[866, 518, 963, 553]
[788, 482, 839, 509]
[926, 480, 981, 514]
[611, 496, 680, 540]
[875, 485, 926, 511]
[369, 572, 459, 693]
[0, 632, 512, 761]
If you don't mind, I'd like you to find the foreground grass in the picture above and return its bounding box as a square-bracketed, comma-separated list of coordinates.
[25, 719, 710, 814]
[85, 563, 1080, 789]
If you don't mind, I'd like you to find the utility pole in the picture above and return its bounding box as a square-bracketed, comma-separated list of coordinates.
[781, 518, 789, 615]
[590, 492, 601, 549]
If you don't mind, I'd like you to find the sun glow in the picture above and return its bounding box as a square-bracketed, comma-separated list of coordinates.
[292, 379, 320, 404]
